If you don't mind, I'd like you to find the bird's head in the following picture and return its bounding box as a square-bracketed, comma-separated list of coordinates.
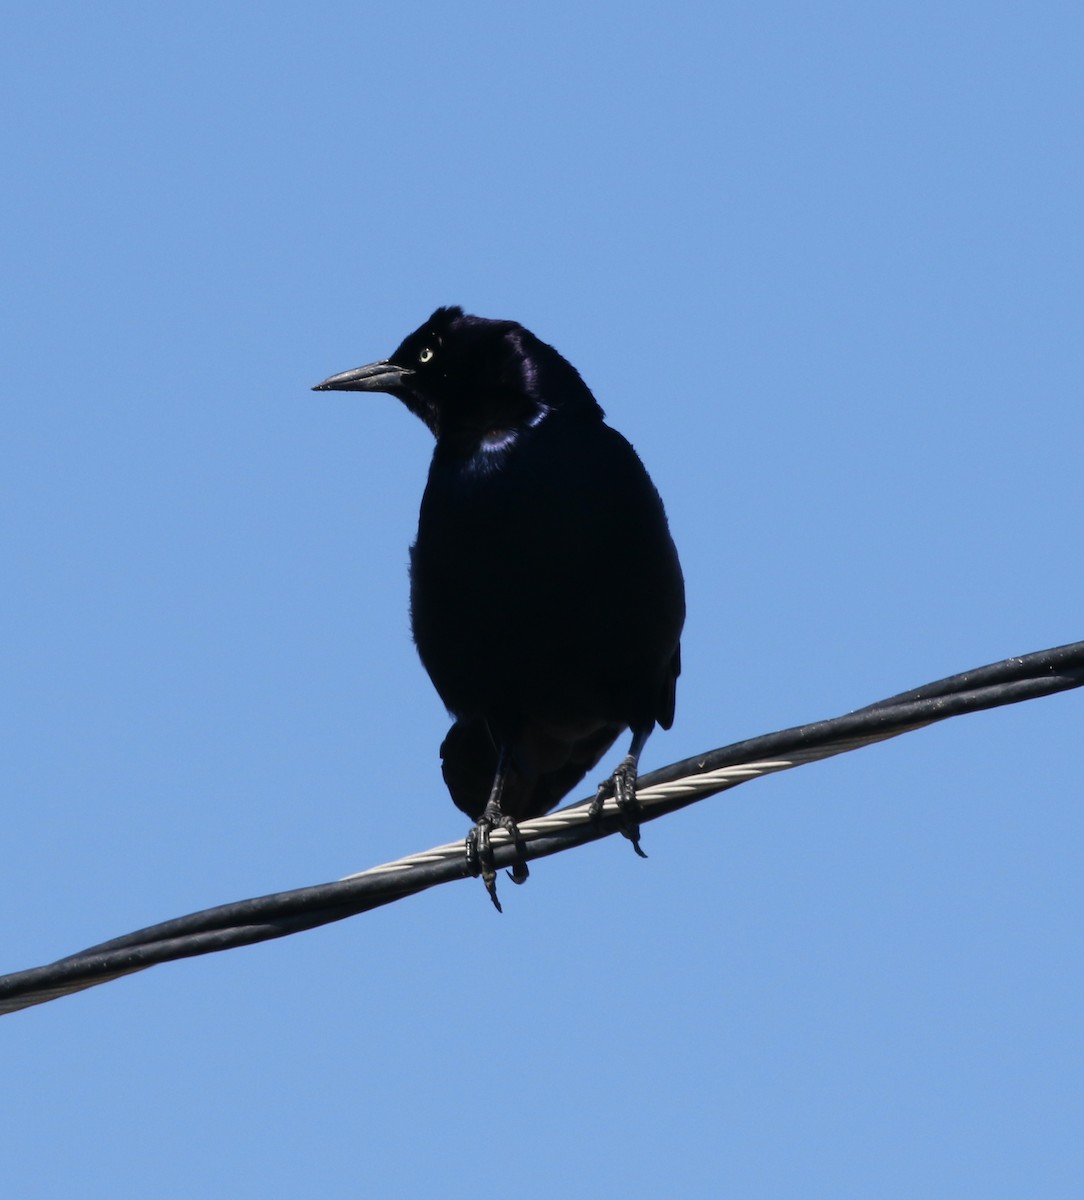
[313, 307, 602, 447]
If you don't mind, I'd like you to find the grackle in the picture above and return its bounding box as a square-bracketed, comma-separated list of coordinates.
[314, 307, 684, 909]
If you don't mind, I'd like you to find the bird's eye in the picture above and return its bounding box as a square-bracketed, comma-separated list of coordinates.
[419, 346, 435, 364]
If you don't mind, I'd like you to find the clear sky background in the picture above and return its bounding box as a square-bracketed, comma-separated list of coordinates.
[3, 4, 1082, 1196]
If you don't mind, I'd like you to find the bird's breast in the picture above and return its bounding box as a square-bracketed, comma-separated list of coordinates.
[409, 415, 684, 729]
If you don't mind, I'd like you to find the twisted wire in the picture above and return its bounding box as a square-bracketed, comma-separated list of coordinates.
[2, 639, 1081, 1017]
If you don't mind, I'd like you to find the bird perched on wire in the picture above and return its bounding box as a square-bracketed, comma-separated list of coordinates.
[314, 307, 685, 910]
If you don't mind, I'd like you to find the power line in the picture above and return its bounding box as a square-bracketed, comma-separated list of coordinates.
[2, 639, 1081, 1017]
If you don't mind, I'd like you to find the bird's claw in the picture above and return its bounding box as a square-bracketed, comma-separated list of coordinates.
[465, 823, 503, 912]
[465, 813, 529, 912]
[591, 754, 648, 857]
[506, 860, 530, 886]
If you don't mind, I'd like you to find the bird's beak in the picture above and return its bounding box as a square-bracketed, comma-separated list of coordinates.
[311, 360, 415, 394]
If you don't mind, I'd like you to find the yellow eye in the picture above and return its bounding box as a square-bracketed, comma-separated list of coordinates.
[419, 346, 434, 364]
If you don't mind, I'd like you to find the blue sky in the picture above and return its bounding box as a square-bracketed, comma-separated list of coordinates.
[3, 3, 1082, 1196]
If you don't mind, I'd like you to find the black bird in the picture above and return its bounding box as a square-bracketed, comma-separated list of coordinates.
[314, 307, 684, 909]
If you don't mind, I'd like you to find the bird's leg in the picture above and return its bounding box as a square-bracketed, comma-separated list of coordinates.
[464, 749, 529, 912]
[589, 726, 651, 858]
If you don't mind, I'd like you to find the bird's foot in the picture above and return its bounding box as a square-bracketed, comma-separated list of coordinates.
[465, 814, 529, 913]
[589, 754, 648, 858]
